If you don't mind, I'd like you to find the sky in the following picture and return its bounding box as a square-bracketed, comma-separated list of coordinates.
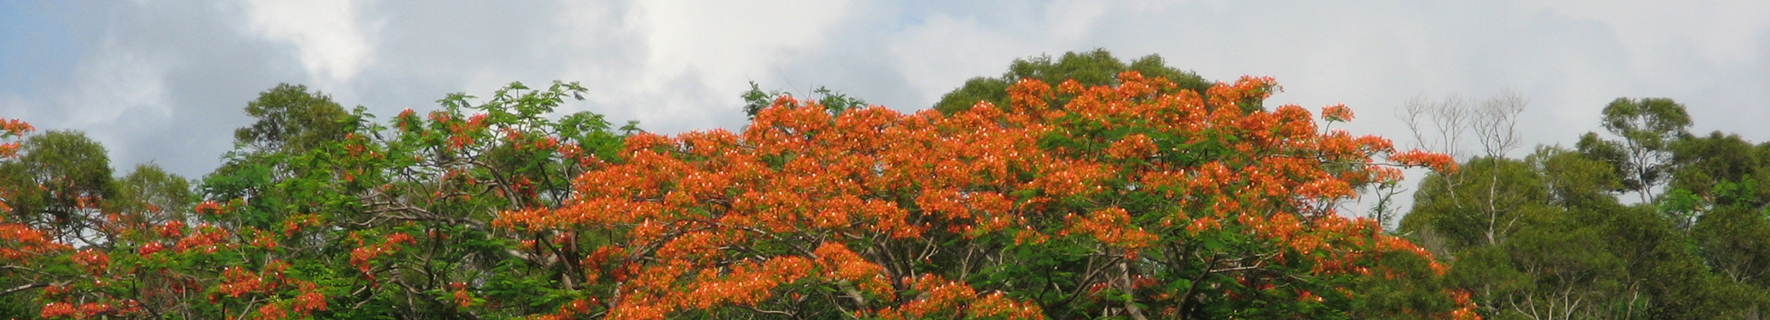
[2, 1, 1768, 212]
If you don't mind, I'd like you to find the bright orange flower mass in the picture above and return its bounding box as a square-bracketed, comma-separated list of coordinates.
[488, 72, 1467, 319]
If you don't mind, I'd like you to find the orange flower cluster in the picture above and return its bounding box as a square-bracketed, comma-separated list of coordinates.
[280, 214, 322, 236]
[1391, 149, 1459, 173]
[492, 71, 1466, 318]
[1448, 290, 1481, 320]
[0, 118, 30, 135]
[395, 108, 418, 130]
[1064, 207, 1157, 253]
[1373, 232, 1449, 275]
[450, 281, 473, 308]
[71, 249, 109, 276]
[218, 266, 269, 297]
[258, 286, 329, 320]
[0, 221, 69, 261]
[349, 232, 416, 277]
[39, 302, 75, 318]
[257, 303, 288, 320]
[679, 256, 812, 309]
[193, 200, 235, 216]
[1106, 133, 1158, 160]
[138, 242, 164, 256]
[0, 118, 30, 215]
[39, 298, 140, 318]
[814, 242, 893, 296]
[173, 223, 231, 254]
[879, 275, 1042, 320]
[1321, 104, 1355, 122]
[292, 282, 328, 314]
[215, 261, 326, 318]
[157, 220, 184, 238]
[0, 119, 29, 158]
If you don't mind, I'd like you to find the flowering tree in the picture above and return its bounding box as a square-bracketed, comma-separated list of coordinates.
[2, 69, 1472, 319]
[496, 72, 1473, 319]
[0, 80, 632, 318]
[194, 81, 634, 318]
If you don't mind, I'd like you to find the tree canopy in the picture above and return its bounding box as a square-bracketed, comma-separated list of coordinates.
[2, 49, 1768, 320]
[932, 49, 1217, 114]
[1403, 96, 1770, 319]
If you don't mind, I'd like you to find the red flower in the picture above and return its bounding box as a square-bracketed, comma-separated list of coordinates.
[40, 302, 74, 318]
[139, 242, 164, 256]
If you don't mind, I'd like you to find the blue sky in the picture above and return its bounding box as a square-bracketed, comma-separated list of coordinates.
[0, 2, 80, 95]
[2, 1, 1768, 212]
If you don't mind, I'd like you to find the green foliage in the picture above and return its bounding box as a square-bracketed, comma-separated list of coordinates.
[1599, 98, 1692, 153]
[15, 130, 115, 209]
[1401, 157, 1555, 251]
[1527, 146, 1622, 208]
[235, 83, 355, 155]
[1575, 132, 1631, 193]
[1670, 132, 1770, 207]
[109, 164, 195, 217]
[932, 49, 1215, 114]
[1350, 250, 1461, 319]
[741, 81, 870, 119]
[1408, 101, 1770, 319]
[1, 130, 116, 245]
[1579, 98, 1693, 203]
[1697, 204, 1770, 277]
[4, 52, 1769, 320]
[0, 80, 635, 318]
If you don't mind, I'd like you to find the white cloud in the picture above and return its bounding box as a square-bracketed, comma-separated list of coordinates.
[543, 1, 861, 131]
[32, 37, 176, 173]
[1512, 0, 1770, 66]
[635, 1, 855, 86]
[8, 0, 1770, 188]
[59, 45, 169, 128]
[1044, 0, 1106, 43]
[886, 14, 1035, 107]
[243, 0, 377, 90]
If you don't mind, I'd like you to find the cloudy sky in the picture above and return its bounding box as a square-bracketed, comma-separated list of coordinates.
[3, 1, 1768, 194]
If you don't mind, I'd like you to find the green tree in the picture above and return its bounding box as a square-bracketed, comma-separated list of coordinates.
[1401, 157, 1556, 251]
[1402, 141, 1765, 319]
[1673, 135, 1770, 317]
[932, 49, 1215, 114]
[1528, 146, 1623, 208]
[205, 84, 363, 230]
[234, 83, 354, 155]
[193, 80, 638, 318]
[1669, 132, 1770, 207]
[741, 82, 870, 119]
[1578, 98, 1692, 204]
[0, 130, 115, 246]
[1598, 203, 1751, 319]
[1694, 204, 1770, 289]
[107, 164, 195, 222]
